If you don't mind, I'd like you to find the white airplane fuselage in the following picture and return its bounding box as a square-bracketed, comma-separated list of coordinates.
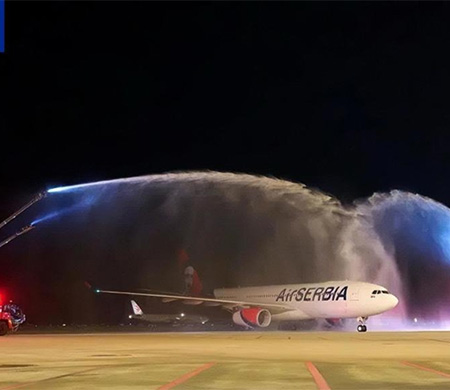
[96, 280, 398, 332]
[214, 281, 398, 321]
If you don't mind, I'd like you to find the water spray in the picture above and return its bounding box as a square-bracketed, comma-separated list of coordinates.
[10, 171, 450, 328]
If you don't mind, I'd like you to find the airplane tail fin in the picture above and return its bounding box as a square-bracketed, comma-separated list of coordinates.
[183, 265, 203, 296]
[131, 300, 144, 316]
[177, 249, 203, 296]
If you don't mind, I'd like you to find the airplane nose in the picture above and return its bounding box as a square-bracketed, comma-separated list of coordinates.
[390, 294, 399, 308]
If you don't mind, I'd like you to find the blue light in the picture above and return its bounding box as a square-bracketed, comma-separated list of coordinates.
[30, 190, 101, 226]
[47, 179, 113, 193]
[46, 174, 152, 194]
[47, 181, 106, 193]
[47, 187, 67, 193]
[0, 0, 4, 53]
[31, 211, 61, 226]
[47, 185, 81, 193]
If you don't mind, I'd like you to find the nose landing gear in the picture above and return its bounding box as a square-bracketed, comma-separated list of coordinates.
[357, 317, 368, 332]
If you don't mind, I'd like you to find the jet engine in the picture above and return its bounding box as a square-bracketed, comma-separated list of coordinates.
[232, 308, 271, 328]
[325, 318, 342, 326]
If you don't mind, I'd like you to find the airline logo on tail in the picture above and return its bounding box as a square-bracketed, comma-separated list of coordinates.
[131, 300, 143, 316]
[178, 249, 203, 296]
[184, 265, 203, 296]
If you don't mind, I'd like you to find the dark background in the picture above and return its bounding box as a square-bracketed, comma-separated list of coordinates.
[1, 2, 450, 325]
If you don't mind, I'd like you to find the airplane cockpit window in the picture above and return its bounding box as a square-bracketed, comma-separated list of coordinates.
[371, 290, 377, 294]
[382, 290, 389, 294]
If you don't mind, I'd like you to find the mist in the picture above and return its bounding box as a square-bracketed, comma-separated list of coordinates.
[1, 172, 449, 328]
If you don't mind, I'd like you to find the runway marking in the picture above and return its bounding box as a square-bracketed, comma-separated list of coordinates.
[157, 362, 216, 389]
[0, 367, 99, 389]
[402, 361, 450, 379]
[305, 362, 331, 390]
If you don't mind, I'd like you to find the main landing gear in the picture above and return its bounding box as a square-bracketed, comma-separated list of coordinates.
[357, 317, 368, 332]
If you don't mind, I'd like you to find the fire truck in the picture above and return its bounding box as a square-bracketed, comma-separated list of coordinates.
[0, 302, 26, 336]
[0, 192, 43, 335]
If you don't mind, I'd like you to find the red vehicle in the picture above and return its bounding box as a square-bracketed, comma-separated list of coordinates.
[0, 302, 26, 336]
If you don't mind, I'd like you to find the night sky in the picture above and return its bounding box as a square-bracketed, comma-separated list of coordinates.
[2, 2, 450, 325]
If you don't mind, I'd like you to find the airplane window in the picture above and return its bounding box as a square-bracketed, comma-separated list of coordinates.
[376, 290, 381, 294]
[382, 290, 389, 294]
[371, 290, 377, 294]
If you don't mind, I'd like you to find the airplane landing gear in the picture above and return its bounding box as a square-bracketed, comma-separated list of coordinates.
[357, 324, 367, 332]
[357, 317, 368, 332]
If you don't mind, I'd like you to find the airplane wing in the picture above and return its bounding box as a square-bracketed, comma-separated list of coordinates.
[95, 288, 295, 314]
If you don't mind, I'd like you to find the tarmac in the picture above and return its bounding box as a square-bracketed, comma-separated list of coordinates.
[1, 330, 450, 389]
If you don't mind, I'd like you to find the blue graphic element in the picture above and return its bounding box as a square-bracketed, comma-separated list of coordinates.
[0, 0, 4, 53]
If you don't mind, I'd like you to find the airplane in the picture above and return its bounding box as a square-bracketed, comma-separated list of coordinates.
[95, 264, 398, 332]
[128, 299, 209, 325]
